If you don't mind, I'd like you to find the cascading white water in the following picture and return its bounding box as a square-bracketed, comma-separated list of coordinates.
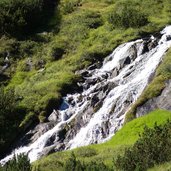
[1, 26, 171, 165]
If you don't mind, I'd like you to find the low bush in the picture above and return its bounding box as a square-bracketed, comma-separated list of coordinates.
[63, 152, 111, 171]
[115, 121, 171, 171]
[0, 0, 59, 37]
[0, 87, 25, 156]
[0, 154, 31, 171]
[61, 0, 82, 14]
[108, 2, 148, 28]
[76, 147, 97, 157]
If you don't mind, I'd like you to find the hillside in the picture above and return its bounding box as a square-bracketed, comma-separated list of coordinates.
[0, 0, 171, 170]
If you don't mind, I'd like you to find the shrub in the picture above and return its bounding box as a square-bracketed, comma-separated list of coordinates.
[0, 0, 58, 37]
[1, 154, 31, 171]
[50, 43, 66, 61]
[0, 87, 25, 155]
[64, 152, 111, 171]
[76, 147, 97, 157]
[115, 121, 171, 171]
[61, 0, 82, 14]
[108, 3, 148, 28]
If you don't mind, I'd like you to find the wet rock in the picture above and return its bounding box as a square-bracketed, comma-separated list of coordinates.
[30, 123, 55, 143]
[118, 48, 136, 69]
[106, 82, 118, 91]
[136, 80, 171, 117]
[86, 78, 98, 85]
[88, 65, 96, 70]
[41, 145, 56, 156]
[124, 56, 131, 65]
[101, 121, 110, 138]
[18, 122, 55, 146]
[128, 44, 137, 61]
[62, 112, 69, 121]
[148, 39, 158, 50]
[141, 38, 158, 54]
[166, 35, 171, 41]
[101, 73, 108, 79]
[123, 71, 132, 78]
[136, 98, 158, 117]
[45, 135, 56, 146]
[55, 143, 65, 151]
[58, 128, 67, 141]
[76, 70, 89, 77]
[111, 68, 118, 78]
[91, 95, 99, 106]
[141, 40, 150, 54]
[48, 110, 60, 122]
[42, 142, 65, 156]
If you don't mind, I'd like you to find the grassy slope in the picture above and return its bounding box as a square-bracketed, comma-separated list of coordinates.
[1, 0, 171, 128]
[33, 110, 171, 171]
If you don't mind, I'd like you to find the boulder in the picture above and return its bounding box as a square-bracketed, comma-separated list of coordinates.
[48, 110, 60, 122]
[136, 80, 171, 117]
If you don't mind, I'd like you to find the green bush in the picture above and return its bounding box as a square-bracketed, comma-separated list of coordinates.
[0, 87, 25, 155]
[0, 0, 58, 37]
[115, 121, 171, 171]
[108, 3, 148, 28]
[63, 152, 111, 171]
[76, 148, 97, 157]
[61, 0, 82, 14]
[0, 154, 31, 171]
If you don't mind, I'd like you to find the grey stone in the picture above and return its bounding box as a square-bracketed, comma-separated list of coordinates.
[48, 110, 60, 122]
[136, 80, 171, 117]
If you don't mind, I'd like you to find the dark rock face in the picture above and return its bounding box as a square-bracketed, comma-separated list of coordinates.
[166, 35, 171, 41]
[136, 80, 171, 117]
[48, 110, 60, 122]
[141, 37, 159, 54]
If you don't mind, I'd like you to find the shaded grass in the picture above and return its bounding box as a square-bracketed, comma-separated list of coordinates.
[32, 109, 171, 171]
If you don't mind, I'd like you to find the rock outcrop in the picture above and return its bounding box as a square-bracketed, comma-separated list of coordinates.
[136, 80, 171, 117]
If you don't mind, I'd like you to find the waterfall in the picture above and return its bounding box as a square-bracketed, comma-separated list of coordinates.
[1, 26, 171, 165]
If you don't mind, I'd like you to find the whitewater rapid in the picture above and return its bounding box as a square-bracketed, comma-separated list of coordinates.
[1, 26, 171, 165]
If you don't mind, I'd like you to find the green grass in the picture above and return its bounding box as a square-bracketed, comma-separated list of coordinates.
[149, 161, 171, 171]
[125, 48, 171, 122]
[32, 109, 171, 171]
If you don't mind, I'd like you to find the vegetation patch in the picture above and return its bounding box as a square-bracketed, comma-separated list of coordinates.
[0, 87, 25, 156]
[108, 1, 148, 28]
[115, 120, 171, 171]
[0, 0, 59, 37]
[0, 154, 31, 171]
